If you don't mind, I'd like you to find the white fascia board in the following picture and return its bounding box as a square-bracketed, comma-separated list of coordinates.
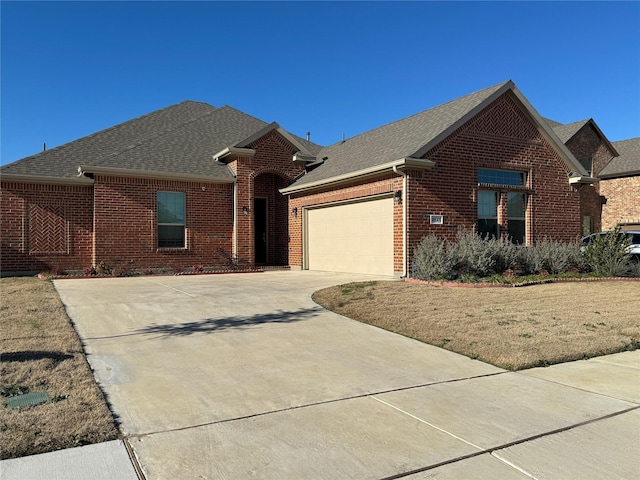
[1, 173, 94, 185]
[279, 157, 435, 195]
[212, 147, 256, 162]
[292, 153, 317, 163]
[78, 165, 235, 183]
[569, 175, 598, 185]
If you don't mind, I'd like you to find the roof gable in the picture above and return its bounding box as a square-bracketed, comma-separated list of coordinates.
[550, 119, 618, 157]
[286, 80, 589, 191]
[599, 138, 640, 178]
[289, 81, 512, 188]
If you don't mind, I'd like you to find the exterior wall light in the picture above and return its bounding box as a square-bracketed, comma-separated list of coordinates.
[242, 206, 249, 215]
[291, 207, 298, 217]
[393, 190, 402, 204]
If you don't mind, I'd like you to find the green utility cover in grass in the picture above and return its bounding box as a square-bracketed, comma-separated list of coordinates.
[6, 392, 50, 409]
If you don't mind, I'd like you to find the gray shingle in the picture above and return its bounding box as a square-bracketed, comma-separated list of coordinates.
[550, 120, 590, 143]
[94, 106, 270, 178]
[2, 100, 324, 181]
[1, 101, 217, 178]
[599, 138, 640, 177]
[289, 81, 510, 187]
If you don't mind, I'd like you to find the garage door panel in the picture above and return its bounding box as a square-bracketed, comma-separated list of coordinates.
[307, 197, 394, 276]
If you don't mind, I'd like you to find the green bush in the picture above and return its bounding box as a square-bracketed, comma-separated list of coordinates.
[413, 235, 452, 280]
[449, 230, 497, 278]
[520, 238, 584, 275]
[584, 226, 632, 277]
[412, 228, 639, 281]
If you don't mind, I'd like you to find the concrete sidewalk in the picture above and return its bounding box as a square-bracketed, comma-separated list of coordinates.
[3, 272, 638, 479]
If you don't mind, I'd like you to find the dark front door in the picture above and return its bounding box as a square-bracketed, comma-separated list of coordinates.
[254, 198, 267, 264]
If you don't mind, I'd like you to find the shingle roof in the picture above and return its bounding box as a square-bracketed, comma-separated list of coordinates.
[599, 138, 640, 177]
[2, 101, 217, 178]
[1, 100, 321, 180]
[288, 81, 511, 187]
[92, 106, 268, 178]
[550, 120, 590, 143]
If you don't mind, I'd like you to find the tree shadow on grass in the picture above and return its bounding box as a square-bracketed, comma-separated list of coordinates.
[134, 306, 323, 338]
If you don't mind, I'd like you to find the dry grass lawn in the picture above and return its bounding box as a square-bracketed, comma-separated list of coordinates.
[1, 277, 119, 459]
[313, 280, 640, 370]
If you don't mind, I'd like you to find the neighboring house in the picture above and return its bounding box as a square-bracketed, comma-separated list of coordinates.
[547, 118, 618, 235]
[598, 138, 640, 230]
[0, 80, 596, 276]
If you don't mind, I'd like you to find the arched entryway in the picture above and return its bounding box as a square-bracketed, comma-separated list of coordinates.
[253, 173, 290, 266]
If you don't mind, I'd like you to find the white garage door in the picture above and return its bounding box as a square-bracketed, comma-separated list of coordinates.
[306, 197, 394, 276]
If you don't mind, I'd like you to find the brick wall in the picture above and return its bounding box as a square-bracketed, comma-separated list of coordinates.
[287, 92, 583, 276]
[563, 123, 616, 234]
[232, 130, 306, 266]
[565, 124, 614, 177]
[1, 182, 93, 273]
[408, 92, 581, 265]
[92, 176, 234, 271]
[600, 176, 640, 229]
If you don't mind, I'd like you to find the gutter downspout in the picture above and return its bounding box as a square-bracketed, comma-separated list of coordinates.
[393, 165, 408, 278]
[233, 181, 238, 258]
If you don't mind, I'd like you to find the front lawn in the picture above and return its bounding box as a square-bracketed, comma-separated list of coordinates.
[0, 277, 119, 459]
[312, 280, 639, 370]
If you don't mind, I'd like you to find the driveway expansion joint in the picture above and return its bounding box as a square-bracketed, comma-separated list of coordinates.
[375, 405, 640, 480]
[125, 371, 509, 440]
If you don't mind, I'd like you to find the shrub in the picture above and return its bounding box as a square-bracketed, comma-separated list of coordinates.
[627, 260, 640, 278]
[493, 237, 520, 273]
[95, 260, 111, 275]
[192, 264, 204, 273]
[584, 226, 632, 277]
[83, 266, 97, 276]
[519, 238, 584, 275]
[449, 230, 496, 278]
[413, 235, 452, 280]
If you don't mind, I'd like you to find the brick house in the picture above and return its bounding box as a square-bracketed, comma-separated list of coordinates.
[599, 138, 640, 230]
[1, 80, 599, 276]
[546, 119, 618, 235]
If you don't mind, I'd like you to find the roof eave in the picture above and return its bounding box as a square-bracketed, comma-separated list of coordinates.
[292, 153, 317, 163]
[78, 165, 235, 183]
[569, 175, 598, 185]
[279, 157, 435, 195]
[212, 147, 256, 163]
[598, 169, 640, 180]
[234, 122, 312, 156]
[1, 173, 94, 185]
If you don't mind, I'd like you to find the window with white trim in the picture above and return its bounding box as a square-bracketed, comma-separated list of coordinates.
[157, 191, 186, 248]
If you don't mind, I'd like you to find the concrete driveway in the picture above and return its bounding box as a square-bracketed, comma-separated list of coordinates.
[54, 271, 639, 479]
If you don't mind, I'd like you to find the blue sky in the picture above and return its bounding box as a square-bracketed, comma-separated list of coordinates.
[2, 1, 639, 165]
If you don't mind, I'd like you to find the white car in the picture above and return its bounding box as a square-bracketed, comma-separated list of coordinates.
[581, 230, 640, 257]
